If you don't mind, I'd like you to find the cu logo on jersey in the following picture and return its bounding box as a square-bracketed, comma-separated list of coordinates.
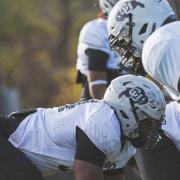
[116, 0, 145, 22]
[119, 87, 148, 105]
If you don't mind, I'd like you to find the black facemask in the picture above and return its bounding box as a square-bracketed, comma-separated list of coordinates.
[125, 128, 162, 151]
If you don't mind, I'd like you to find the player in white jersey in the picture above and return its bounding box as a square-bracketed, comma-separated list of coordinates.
[76, 0, 122, 100]
[107, 1, 180, 180]
[142, 21, 180, 101]
[141, 21, 180, 179]
[0, 75, 165, 180]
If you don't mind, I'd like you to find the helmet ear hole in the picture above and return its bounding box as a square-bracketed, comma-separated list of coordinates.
[139, 23, 148, 35]
[119, 110, 129, 119]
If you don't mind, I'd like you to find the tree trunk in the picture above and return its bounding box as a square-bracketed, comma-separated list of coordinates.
[54, 0, 72, 67]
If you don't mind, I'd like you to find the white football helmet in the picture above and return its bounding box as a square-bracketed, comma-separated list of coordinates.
[107, 0, 176, 74]
[104, 74, 166, 150]
[99, 0, 120, 16]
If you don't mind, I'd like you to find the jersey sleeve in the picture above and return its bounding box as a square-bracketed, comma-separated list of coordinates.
[75, 126, 106, 167]
[86, 49, 108, 71]
[79, 20, 110, 54]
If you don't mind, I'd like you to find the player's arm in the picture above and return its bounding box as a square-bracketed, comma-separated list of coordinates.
[74, 162, 125, 180]
[104, 168, 125, 180]
[74, 160, 104, 180]
[74, 127, 106, 180]
[86, 48, 108, 99]
[88, 71, 107, 99]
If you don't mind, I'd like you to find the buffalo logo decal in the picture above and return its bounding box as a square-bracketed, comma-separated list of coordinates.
[119, 87, 148, 105]
[116, 0, 144, 22]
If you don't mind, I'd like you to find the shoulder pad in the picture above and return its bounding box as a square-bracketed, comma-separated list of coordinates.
[79, 19, 108, 49]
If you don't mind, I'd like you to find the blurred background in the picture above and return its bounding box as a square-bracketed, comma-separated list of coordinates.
[0, 0, 99, 114]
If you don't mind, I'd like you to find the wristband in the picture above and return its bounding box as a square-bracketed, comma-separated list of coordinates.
[89, 80, 108, 86]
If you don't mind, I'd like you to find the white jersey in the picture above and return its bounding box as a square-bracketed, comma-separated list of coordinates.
[162, 101, 180, 151]
[9, 100, 136, 177]
[76, 18, 120, 75]
[142, 21, 180, 100]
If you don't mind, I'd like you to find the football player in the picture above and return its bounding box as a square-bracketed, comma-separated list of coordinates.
[76, 0, 122, 100]
[142, 21, 180, 101]
[142, 22, 180, 175]
[0, 75, 165, 180]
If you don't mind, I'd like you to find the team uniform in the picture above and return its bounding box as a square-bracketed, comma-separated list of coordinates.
[76, 18, 122, 100]
[7, 100, 136, 177]
[0, 74, 166, 180]
[142, 21, 180, 100]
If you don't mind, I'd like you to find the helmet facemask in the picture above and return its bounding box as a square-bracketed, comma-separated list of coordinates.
[120, 56, 146, 76]
[131, 119, 165, 151]
[125, 98, 165, 151]
[104, 75, 166, 151]
[109, 13, 147, 75]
